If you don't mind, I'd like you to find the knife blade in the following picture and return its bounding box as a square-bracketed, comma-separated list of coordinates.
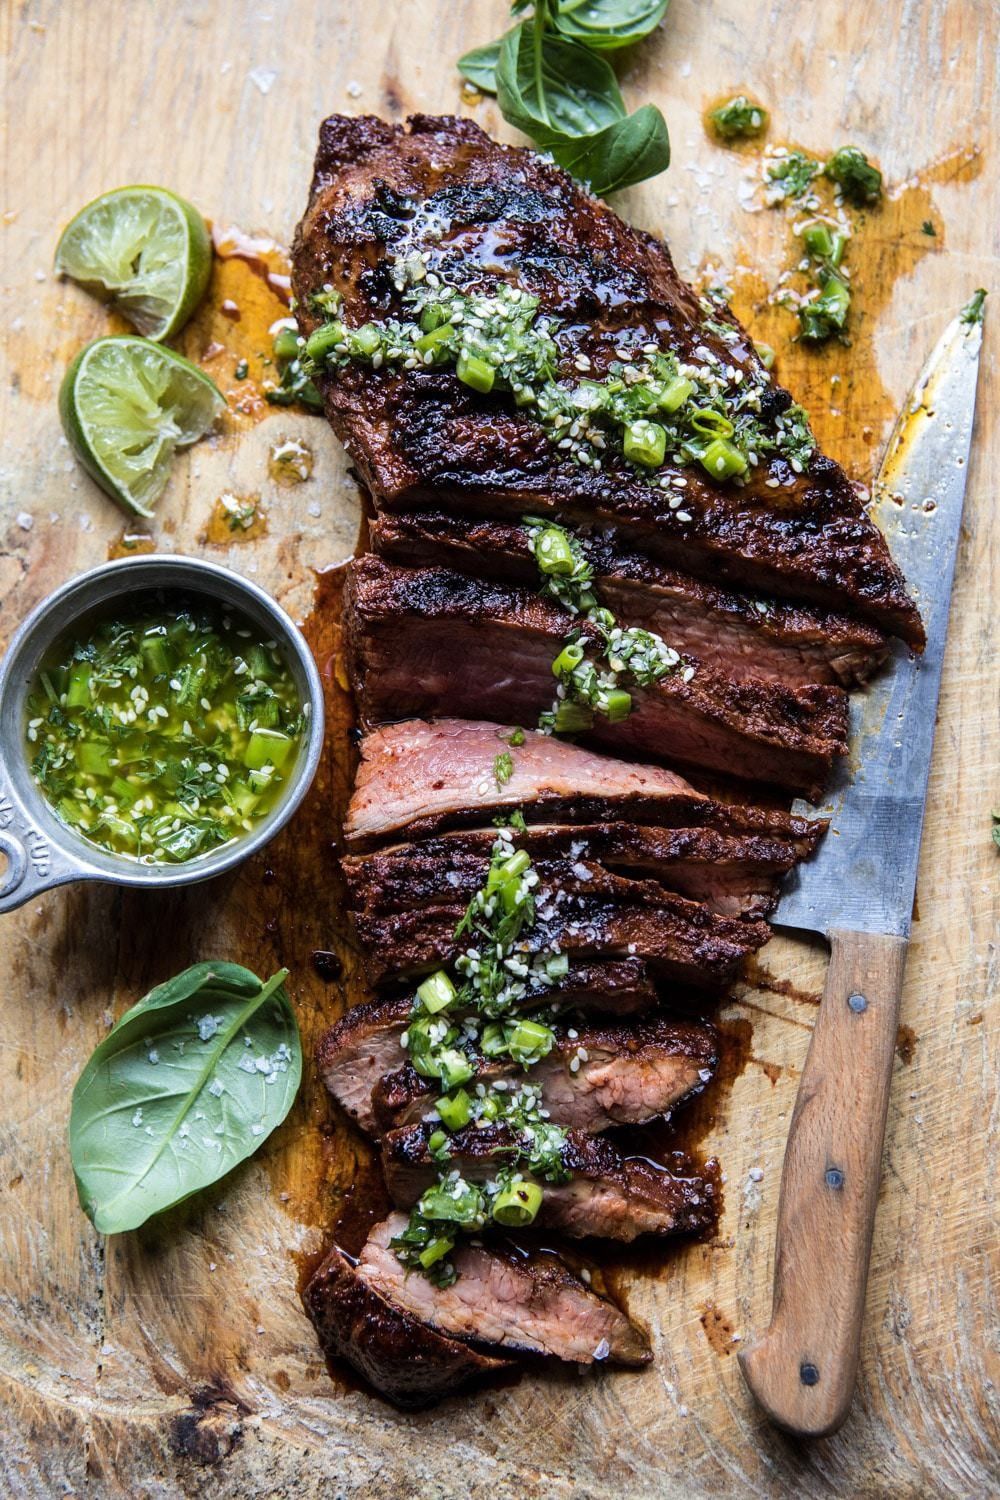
[739, 292, 985, 1438]
[775, 291, 986, 939]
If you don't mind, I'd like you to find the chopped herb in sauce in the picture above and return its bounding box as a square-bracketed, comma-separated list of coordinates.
[764, 150, 822, 203]
[824, 145, 883, 206]
[526, 517, 692, 733]
[390, 826, 572, 1285]
[708, 95, 769, 141]
[297, 264, 816, 485]
[25, 595, 304, 863]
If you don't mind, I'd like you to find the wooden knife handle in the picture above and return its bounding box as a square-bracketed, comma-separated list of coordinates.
[738, 928, 909, 1437]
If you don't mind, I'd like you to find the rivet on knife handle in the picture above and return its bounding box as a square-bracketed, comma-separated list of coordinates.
[738, 929, 908, 1436]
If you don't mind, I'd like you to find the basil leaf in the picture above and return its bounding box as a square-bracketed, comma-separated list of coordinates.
[554, 0, 670, 50]
[70, 961, 301, 1233]
[457, 34, 511, 93]
[496, 23, 625, 144]
[550, 101, 670, 194]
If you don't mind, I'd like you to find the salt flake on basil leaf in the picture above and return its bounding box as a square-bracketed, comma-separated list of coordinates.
[496, 23, 625, 145]
[70, 961, 301, 1234]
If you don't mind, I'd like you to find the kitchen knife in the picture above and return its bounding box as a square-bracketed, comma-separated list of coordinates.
[738, 292, 986, 1438]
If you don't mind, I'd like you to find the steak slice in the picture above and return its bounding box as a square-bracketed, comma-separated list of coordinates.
[372, 1016, 718, 1134]
[318, 963, 660, 1134]
[383, 1123, 717, 1241]
[292, 112, 922, 645]
[358, 1213, 650, 1365]
[372, 511, 889, 689]
[345, 717, 824, 851]
[346, 555, 848, 798]
[353, 890, 771, 992]
[344, 823, 811, 920]
[303, 1240, 513, 1408]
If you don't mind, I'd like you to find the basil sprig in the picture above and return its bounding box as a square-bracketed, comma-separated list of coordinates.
[70, 961, 301, 1233]
[459, 0, 671, 195]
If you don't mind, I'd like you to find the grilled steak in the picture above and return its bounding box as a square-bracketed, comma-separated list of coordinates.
[292, 113, 922, 645]
[355, 888, 771, 992]
[318, 963, 660, 1134]
[358, 1213, 650, 1365]
[372, 511, 889, 689]
[344, 823, 811, 919]
[345, 717, 824, 850]
[383, 1123, 717, 1241]
[372, 1016, 718, 1134]
[346, 555, 848, 797]
[303, 1240, 512, 1408]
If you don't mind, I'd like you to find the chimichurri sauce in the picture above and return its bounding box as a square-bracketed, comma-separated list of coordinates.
[24, 593, 304, 863]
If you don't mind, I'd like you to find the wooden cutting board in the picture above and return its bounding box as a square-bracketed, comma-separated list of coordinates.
[1, 2, 996, 1495]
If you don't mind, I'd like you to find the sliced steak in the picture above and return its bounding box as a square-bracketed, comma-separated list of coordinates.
[292, 113, 922, 645]
[372, 511, 889, 688]
[354, 890, 772, 992]
[358, 1213, 650, 1365]
[373, 1016, 718, 1134]
[303, 1241, 512, 1408]
[346, 555, 848, 798]
[383, 1123, 717, 1241]
[344, 823, 810, 919]
[318, 962, 660, 1134]
[345, 717, 824, 850]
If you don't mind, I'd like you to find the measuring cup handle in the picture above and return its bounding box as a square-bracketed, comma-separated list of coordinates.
[0, 785, 79, 913]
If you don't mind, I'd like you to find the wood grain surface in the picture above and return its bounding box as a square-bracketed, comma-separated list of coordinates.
[0, 2, 997, 1496]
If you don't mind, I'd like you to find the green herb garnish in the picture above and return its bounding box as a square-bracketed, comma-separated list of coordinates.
[765, 150, 821, 202]
[458, 1, 671, 196]
[709, 94, 769, 141]
[824, 145, 883, 206]
[70, 962, 301, 1233]
[493, 750, 515, 788]
[961, 289, 987, 326]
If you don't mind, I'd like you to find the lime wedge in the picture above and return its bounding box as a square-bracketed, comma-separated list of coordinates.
[54, 186, 212, 341]
[60, 336, 225, 517]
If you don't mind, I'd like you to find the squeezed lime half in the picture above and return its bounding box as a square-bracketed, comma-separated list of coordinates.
[60, 336, 225, 517]
[54, 186, 213, 341]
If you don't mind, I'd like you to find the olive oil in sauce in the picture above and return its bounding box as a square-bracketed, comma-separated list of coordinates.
[24, 593, 305, 863]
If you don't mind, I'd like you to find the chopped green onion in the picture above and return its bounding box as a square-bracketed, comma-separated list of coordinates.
[349, 323, 383, 358]
[507, 1018, 555, 1066]
[456, 348, 496, 393]
[535, 526, 576, 576]
[436, 1089, 472, 1131]
[602, 687, 632, 722]
[656, 376, 695, 414]
[66, 661, 92, 708]
[77, 741, 111, 777]
[552, 700, 593, 734]
[800, 221, 846, 267]
[700, 437, 749, 480]
[244, 729, 294, 771]
[418, 1235, 455, 1269]
[417, 970, 457, 1015]
[689, 407, 734, 440]
[492, 1178, 543, 1227]
[305, 321, 346, 362]
[623, 418, 666, 468]
[272, 327, 300, 361]
[754, 342, 776, 370]
[551, 640, 586, 677]
[436, 1048, 475, 1090]
[414, 323, 453, 359]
